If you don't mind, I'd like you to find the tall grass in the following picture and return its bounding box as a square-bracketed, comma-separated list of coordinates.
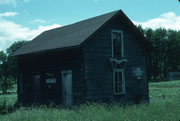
[0, 80, 180, 121]
[0, 94, 17, 106]
[1, 101, 180, 121]
[0, 94, 17, 114]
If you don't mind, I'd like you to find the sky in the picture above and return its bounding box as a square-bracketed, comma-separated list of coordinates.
[0, 0, 180, 51]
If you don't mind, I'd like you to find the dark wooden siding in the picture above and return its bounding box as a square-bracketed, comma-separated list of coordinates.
[17, 15, 149, 105]
[17, 48, 86, 105]
[83, 30, 113, 102]
[83, 15, 149, 103]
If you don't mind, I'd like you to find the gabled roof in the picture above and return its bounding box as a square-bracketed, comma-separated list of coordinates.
[12, 10, 152, 56]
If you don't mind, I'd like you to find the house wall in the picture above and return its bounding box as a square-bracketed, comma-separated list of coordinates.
[17, 48, 86, 105]
[17, 15, 149, 106]
[83, 15, 149, 103]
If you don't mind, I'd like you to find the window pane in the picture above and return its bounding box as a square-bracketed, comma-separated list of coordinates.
[119, 72, 122, 92]
[114, 72, 123, 94]
[112, 32, 122, 59]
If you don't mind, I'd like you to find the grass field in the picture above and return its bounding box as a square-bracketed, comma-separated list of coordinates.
[0, 80, 180, 121]
[0, 94, 17, 106]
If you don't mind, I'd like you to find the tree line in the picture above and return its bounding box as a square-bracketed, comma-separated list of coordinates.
[0, 27, 180, 93]
[138, 26, 180, 81]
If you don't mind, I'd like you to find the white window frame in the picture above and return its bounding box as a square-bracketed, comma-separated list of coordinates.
[113, 69, 126, 95]
[111, 30, 124, 58]
[111, 30, 125, 95]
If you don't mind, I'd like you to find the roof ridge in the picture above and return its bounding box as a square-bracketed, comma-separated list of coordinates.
[43, 10, 121, 33]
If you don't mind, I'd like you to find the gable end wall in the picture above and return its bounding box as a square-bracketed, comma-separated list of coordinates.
[83, 15, 149, 103]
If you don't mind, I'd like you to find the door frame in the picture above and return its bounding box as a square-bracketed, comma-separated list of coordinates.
[61, 70, 73, 106]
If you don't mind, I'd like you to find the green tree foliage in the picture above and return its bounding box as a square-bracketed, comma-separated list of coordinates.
[6, 41, 27, 55]
[0, 41, 27, 94]
[0, 51, 7, 63]
[6, 41, 28, 79]
[0, 51, 8, 94]
[143, 28, 180, 81]
[137, 25, 145, 35]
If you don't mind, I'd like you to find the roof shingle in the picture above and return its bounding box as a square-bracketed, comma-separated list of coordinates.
[12, 10, 119, 56]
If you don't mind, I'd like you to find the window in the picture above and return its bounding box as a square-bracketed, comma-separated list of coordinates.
[45, 72, 56, 84]
[111, 30, 125, 94]
[113, 70, 125, 94]
[111, 30, 124, 59]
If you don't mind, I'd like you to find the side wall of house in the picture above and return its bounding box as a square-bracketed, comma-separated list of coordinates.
[17, 48, 86, 105]
[84, 15, 149, 103]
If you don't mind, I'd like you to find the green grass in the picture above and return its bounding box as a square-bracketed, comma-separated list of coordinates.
[0, 80, 180, 121]
[0, 94, 17, 106]
[149, 80, 180, 103]
[0, 94, 17, 115]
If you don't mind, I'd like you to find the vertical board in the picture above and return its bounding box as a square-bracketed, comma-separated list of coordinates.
[62, 70, 73, 107]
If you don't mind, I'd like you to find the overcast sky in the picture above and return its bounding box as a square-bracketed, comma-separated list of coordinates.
[0, 0, 180, 51]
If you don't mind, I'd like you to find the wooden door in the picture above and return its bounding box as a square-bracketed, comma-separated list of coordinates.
[33, 75, 41, 104]
[62, 70, 73, 107]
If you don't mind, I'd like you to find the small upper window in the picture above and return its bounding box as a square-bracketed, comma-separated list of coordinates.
[111, 30, 123, 59]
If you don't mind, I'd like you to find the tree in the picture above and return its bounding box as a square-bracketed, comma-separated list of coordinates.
[144, 28, 154, 80]
[167, 30, 180, 72]
[0, 51, 9, 94]
[137, 25, 145, 35]
[6, 41, 28, 80]
[0, 51, 7, 63]
[0, 40, 27, 94]
[6, 40, 27, 55]
[154, 28, 168, 80]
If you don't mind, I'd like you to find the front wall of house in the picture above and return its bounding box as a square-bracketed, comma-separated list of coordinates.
[84, 16, 149, 103]
[18, 49, 86, 105]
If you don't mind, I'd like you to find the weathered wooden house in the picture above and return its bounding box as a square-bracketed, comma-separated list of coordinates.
[12, 10, 152, 106]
